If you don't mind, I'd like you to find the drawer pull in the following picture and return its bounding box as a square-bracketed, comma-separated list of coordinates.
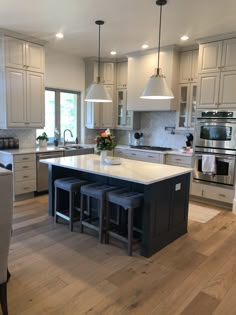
[175, 158, 181, 161]
[219, 194, 226, 197]
[131, 153, 137, 155]
[23, 176, 29, 178]
[24, 187, 30, 190]
[147, 155, 154, 158]
[23, 166, 29, 169]
[22, 158, 29, 160]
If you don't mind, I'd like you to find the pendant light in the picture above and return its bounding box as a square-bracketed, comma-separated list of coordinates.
[85, 20, 112, 103]
[140, 0, 174, 100]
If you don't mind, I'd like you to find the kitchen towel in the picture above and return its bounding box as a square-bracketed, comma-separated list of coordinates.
[202, 155, 216, 175]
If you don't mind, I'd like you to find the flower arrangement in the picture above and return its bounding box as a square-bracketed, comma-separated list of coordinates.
[95, 129, 116, 152]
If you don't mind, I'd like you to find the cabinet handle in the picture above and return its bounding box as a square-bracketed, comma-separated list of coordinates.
[131, 153, 137, 155]
[23, 166, 29, 169]
[24, 122, 30, 125]
[147, 155, 154, 158]
[218, 194, 226, 197]
[201, 190, 204, 197]
[22, 158, 29, 160]
[24, 187, 30, 190]
[175, 158, 181, 161]
[23, 176, 29, 178]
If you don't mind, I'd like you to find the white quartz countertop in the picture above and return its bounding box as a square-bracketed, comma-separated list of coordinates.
[41, 154, 192, 185]
[115, 145, 193, 157]
[0, 144, 94, 155]
[0, 167, 12, 175]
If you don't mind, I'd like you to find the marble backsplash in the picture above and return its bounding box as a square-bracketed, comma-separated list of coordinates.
[85, 111, 193, 149]
[0, 129, 36, 148]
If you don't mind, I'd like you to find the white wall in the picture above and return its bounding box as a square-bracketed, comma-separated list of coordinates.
[45, 47, 85, 92]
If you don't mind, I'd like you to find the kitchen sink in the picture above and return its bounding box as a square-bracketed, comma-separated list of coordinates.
[63, 145, 85, 150]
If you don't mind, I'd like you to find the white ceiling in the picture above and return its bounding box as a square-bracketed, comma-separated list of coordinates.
[1, 0, 236, 58]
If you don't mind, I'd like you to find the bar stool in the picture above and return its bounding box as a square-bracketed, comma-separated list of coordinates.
[54, 177, 87, 231]
[106, 189, 144, 256]
[80, 183, 118, 243]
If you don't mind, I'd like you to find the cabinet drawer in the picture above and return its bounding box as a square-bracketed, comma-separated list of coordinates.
[14, 161, 36, 171]
[165, 154, 193, 167]
[15, 169, 36, 182]
[15, 154, 36, 163]
[15, 180, 36, 195]
[191, 181, 234, 203]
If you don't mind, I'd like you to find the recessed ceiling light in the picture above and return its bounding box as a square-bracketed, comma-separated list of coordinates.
[142, 44, 149, 49]
[181, 35, 189, 41]
[110, 51, 117, 55]
[56, 33, 64, 39]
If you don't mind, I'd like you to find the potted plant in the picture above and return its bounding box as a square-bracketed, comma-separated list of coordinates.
[36, 132, 49, 148]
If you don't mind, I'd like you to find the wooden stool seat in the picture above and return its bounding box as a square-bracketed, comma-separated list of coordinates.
[106, 189, 144, 256]
[54, 177, 87, 231]
[80, 183, 118, 243]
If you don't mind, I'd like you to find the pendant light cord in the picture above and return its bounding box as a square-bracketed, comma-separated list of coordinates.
[98, 23, 101, 83]
[157, 1, 163, 76]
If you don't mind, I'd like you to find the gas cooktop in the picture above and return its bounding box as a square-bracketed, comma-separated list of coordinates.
[130, 145, 172, 151]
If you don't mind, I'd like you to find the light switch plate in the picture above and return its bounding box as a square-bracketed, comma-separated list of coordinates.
[175, 183, 181, 191]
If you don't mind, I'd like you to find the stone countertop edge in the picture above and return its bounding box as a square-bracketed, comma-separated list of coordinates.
[0, 144, 95, 155]
[41, 154, 192, 185]
[115, 145, 193, 157]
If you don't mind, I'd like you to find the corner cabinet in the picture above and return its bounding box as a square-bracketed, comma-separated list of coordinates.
[127, 47, 179, 111]
[197, 38, 236, 109]
[85, 60, 115, 129]
[85, 85, 114, 129]
[115, 61, 140, 130]
[0, 35, 45, 129]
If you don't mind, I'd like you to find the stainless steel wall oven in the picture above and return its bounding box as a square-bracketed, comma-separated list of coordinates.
[194, 110, 236, 188]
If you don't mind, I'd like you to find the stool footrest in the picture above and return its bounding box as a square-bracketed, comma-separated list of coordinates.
[81, 221, 99, 232]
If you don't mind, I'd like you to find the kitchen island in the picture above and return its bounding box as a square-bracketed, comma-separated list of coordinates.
[42, 154, 192, 257]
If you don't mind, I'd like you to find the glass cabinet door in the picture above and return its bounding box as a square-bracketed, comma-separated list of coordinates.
[189, 84, 197, 128]
[117, 89, 127, 127]
[178, 85, 188, 128]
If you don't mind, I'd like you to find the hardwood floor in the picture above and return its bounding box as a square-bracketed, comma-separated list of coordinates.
[7, 195, 236, 314]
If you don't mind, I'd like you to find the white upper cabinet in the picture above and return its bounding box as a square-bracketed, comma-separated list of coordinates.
[116, 62, 127, 88]
[197, 38, 236, 109]
[198, 41, 222, 74]
[0, 34, 45, 129]
[179, 50, 198, 83]
[93, 62, 114, 84]
[127, 47, 179, 111]
[5, 36, 44, 73]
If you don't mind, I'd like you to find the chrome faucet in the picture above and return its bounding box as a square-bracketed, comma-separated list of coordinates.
[63, 129, 73, 146]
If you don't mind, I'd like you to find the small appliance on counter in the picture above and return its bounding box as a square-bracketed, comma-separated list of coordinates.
[186, 133, 193, 148]
[0, 137, 19, 150]
[134, 132, 143, 146]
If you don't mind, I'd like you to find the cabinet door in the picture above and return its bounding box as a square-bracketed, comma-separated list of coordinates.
[221, 38, 236, 71]
[188, 84, 197, 128]
[6, 68, 27, 127]
[179, 51, 192, 83]
[198, 41, 222, 74]
[101, 85, 114, 128]
[103, 63, 114, 84]
[116, 89, 127, 127]
[26, 42, 45, 73]
[116, 62, 127, 88]
[219, 71, 236, 108]
[5, 37, 25, 69]
[197, 73, 220, 108]
[177, 85, 189, 128]
[191, 50, 199, 82]
[26, 72, 45, 127]
[85, 102, 100, 129]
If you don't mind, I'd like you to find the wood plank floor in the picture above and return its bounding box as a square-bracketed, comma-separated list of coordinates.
[7, 195, 236, 315]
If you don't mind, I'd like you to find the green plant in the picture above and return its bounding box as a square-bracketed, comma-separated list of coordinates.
[36, 132, 49, 142]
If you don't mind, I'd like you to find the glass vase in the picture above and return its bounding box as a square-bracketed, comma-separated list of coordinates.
[100, 150, 108, 163]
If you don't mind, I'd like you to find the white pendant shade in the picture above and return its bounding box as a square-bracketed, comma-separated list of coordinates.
[85, 82, 112, 102]
[140, 75, 174, 99]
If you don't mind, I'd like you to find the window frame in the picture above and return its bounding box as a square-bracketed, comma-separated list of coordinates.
[45, 87, 81, 144]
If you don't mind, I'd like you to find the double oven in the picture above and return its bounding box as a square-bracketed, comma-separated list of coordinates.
[193, 110, 236, 188]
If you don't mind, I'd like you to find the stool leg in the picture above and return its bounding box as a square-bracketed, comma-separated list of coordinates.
[128, 207, 134, 256]
[54, 187, 58, 224]
[69, 191, 74, 232]
[105, 200, 110, 244]
[99, 199, 104, 243]
[80, 193, 84, 233]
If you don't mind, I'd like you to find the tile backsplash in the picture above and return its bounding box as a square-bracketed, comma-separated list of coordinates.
[85, 111, 193, 149]
[0, 129, 36, 148]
